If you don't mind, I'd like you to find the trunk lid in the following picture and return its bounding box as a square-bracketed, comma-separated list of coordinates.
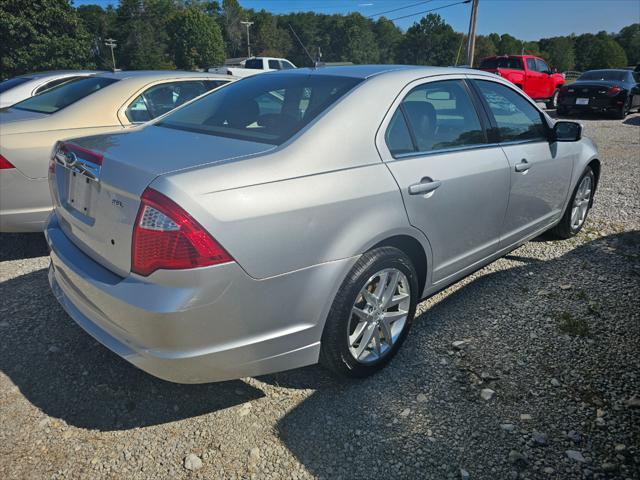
[564, 81, 624, 97]
[0, 108, 49, 134]
[51, 125, 275, 276]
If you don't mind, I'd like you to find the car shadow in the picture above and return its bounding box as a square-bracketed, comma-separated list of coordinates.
[273, 231, 640, 479]
[0, 233, 49, 261]
[623, 115, 640, 126]
[0, 266, 264, 431]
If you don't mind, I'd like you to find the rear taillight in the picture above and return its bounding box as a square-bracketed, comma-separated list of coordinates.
[0, 154, 15, 170]
[560, 86, 569, 94]
[607, 86, 622, 96]
[132, 188, 232, 276]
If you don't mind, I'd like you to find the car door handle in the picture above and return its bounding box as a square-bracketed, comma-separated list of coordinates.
[514, 159, 531, 173]
[408, 178, 442, 195]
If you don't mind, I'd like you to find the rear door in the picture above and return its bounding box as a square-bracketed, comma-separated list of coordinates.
[378, 77, 511, 284]
[471, 79, 573, 247]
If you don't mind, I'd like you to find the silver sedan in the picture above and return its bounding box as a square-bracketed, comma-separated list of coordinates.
[45, 66, 600, 383]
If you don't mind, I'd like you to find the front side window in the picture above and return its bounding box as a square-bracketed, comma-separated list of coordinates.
[526, 58, 537, 71]
[474, 80, 547, 143]
[535, 59, 550, 73]
[386, 79, 485, 156]
[12, 77, 118, 114]
[281, 61, 295, 70]
[158, 74, 362, 145]
[125, 80, 221, 123]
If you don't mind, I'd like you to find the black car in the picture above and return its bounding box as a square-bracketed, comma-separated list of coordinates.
[557, 69, 640, 118]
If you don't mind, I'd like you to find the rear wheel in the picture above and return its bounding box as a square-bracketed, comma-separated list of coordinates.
[614, 97, 630, 119]
[550, 167, 595, 239]
[320, 247, 418, 378]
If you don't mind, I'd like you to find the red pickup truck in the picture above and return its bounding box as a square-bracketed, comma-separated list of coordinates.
[478, 55, 565, 108]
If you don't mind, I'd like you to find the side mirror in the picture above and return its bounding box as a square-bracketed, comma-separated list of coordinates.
[553, 121, 582, 142]
[552, 68, 558, 74]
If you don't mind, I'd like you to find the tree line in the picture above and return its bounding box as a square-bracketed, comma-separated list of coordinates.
[1, 0, 638, 80]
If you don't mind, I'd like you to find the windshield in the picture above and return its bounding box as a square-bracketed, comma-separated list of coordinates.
[480, 57, 523, 70]
[0, 76, 32, 94]
[158, 73, 363, 145]
[578, 70, 627, 82]
[12, 77, 118, 114]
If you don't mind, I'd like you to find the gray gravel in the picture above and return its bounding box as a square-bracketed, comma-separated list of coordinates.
[1, 112, 639, 480]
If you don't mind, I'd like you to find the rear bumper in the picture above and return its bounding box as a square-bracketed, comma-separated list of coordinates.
[0, 170, 51, 232]
[558, 95, 626, 112]
[46, 213, 356, 383]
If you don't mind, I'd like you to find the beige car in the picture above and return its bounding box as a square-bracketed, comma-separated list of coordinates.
[0, 71, 235, 232]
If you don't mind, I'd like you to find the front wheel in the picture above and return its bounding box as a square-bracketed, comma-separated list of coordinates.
[550, 167, 595, 239]
[320, 247, 418, 378]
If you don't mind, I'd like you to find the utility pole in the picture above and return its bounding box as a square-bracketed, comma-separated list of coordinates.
[466, 0, 479, 67]
[104, 38, 117, 71]
[240, 21, 254, 58]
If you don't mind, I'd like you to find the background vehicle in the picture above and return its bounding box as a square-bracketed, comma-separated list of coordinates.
[209, 56, 296, 77]
[0, 71, 234, 232]
[479, 55, 565, 108]
[45, 66, 599, 384]
[557, 69, 640, 118]
[0, 71, 100, 108]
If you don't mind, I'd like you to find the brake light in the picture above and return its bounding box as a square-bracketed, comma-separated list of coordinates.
[560, 86, 569, 94]
[132, 188, 232, 276]
[606, 86, 622, 96]
[0, 154, 15, 170]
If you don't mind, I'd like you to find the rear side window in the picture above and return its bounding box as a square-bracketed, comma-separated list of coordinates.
[125, 80, 224, 123]
[34, 76, 82, 94]
[245, 59, 263, 69]
[386, 79, 485, 155]
[268, 60, 280, 70]
[385, 110, 414, 156]
[158, 74, 362, 145]
[474, 80, 547, 142]
[480, 57, 523, 70]
[12, 77, 117, 114]
[0, 76, 31, 94]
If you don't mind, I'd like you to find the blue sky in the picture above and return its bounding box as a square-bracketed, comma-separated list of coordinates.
[75, 0, 640, 41]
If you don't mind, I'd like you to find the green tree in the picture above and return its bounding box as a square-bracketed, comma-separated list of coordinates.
[0, 0, 93, 79]
[77, 4, 117, 70]
[397, 14, 459, 66]
[251, 10, 292, 57]
[373, 17, 403, 63]
[168, 6, 225, 70]
[616, 23, 639, 65]
[575, 32, 627, 70]
[335, 13, 379, 64]
[221, 0, 244, 57]
[539, 36, 575, 71]
[115, 0, 176, 70]
[496, 33, 522, 55]
[472, 35, 496, 66]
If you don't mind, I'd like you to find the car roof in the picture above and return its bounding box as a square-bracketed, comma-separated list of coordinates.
[96, 70, 233, 81]
[276, 64, 489, 80]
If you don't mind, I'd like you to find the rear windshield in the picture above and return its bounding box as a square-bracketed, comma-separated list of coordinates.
[0, 76, 32, 94]
[158, 73, 363, 145]
[480, 57, 523, 70]
[12, 77, 118, 114]
[578, 70, 627, 82]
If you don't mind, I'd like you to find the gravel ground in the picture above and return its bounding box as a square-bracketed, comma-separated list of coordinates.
[1, 112, 639, 480]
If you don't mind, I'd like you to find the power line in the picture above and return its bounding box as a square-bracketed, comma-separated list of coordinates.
[388, 0, 471, 22]
[367, 0, 437, 18]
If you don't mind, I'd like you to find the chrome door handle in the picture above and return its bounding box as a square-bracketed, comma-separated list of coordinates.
[515, 159, 531, 173]
[408, 178, 442, 195]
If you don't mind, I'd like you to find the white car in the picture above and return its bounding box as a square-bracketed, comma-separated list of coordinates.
[209, 57, 296, 78]
[0, 71, 100, 109]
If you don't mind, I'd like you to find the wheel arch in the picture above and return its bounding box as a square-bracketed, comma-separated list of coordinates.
[370, 234, 428, 297]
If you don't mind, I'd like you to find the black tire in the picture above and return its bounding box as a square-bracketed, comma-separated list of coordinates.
[550, 167, 595, 239]
[320, 246, 419, 378]
[614, 97, 630, 119]
[547, 89, 559, 110]
[557, 105, 569, 116]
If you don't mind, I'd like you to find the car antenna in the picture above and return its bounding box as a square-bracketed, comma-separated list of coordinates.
[288, 24, 316, 68]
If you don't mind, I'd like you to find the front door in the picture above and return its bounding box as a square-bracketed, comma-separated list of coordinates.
[380, 78, 511, 284]
[472, 79, 573, 247]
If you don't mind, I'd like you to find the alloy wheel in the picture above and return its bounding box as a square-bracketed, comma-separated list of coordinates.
[571, 175, 592, 230]
[347, 268, 411, 364]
